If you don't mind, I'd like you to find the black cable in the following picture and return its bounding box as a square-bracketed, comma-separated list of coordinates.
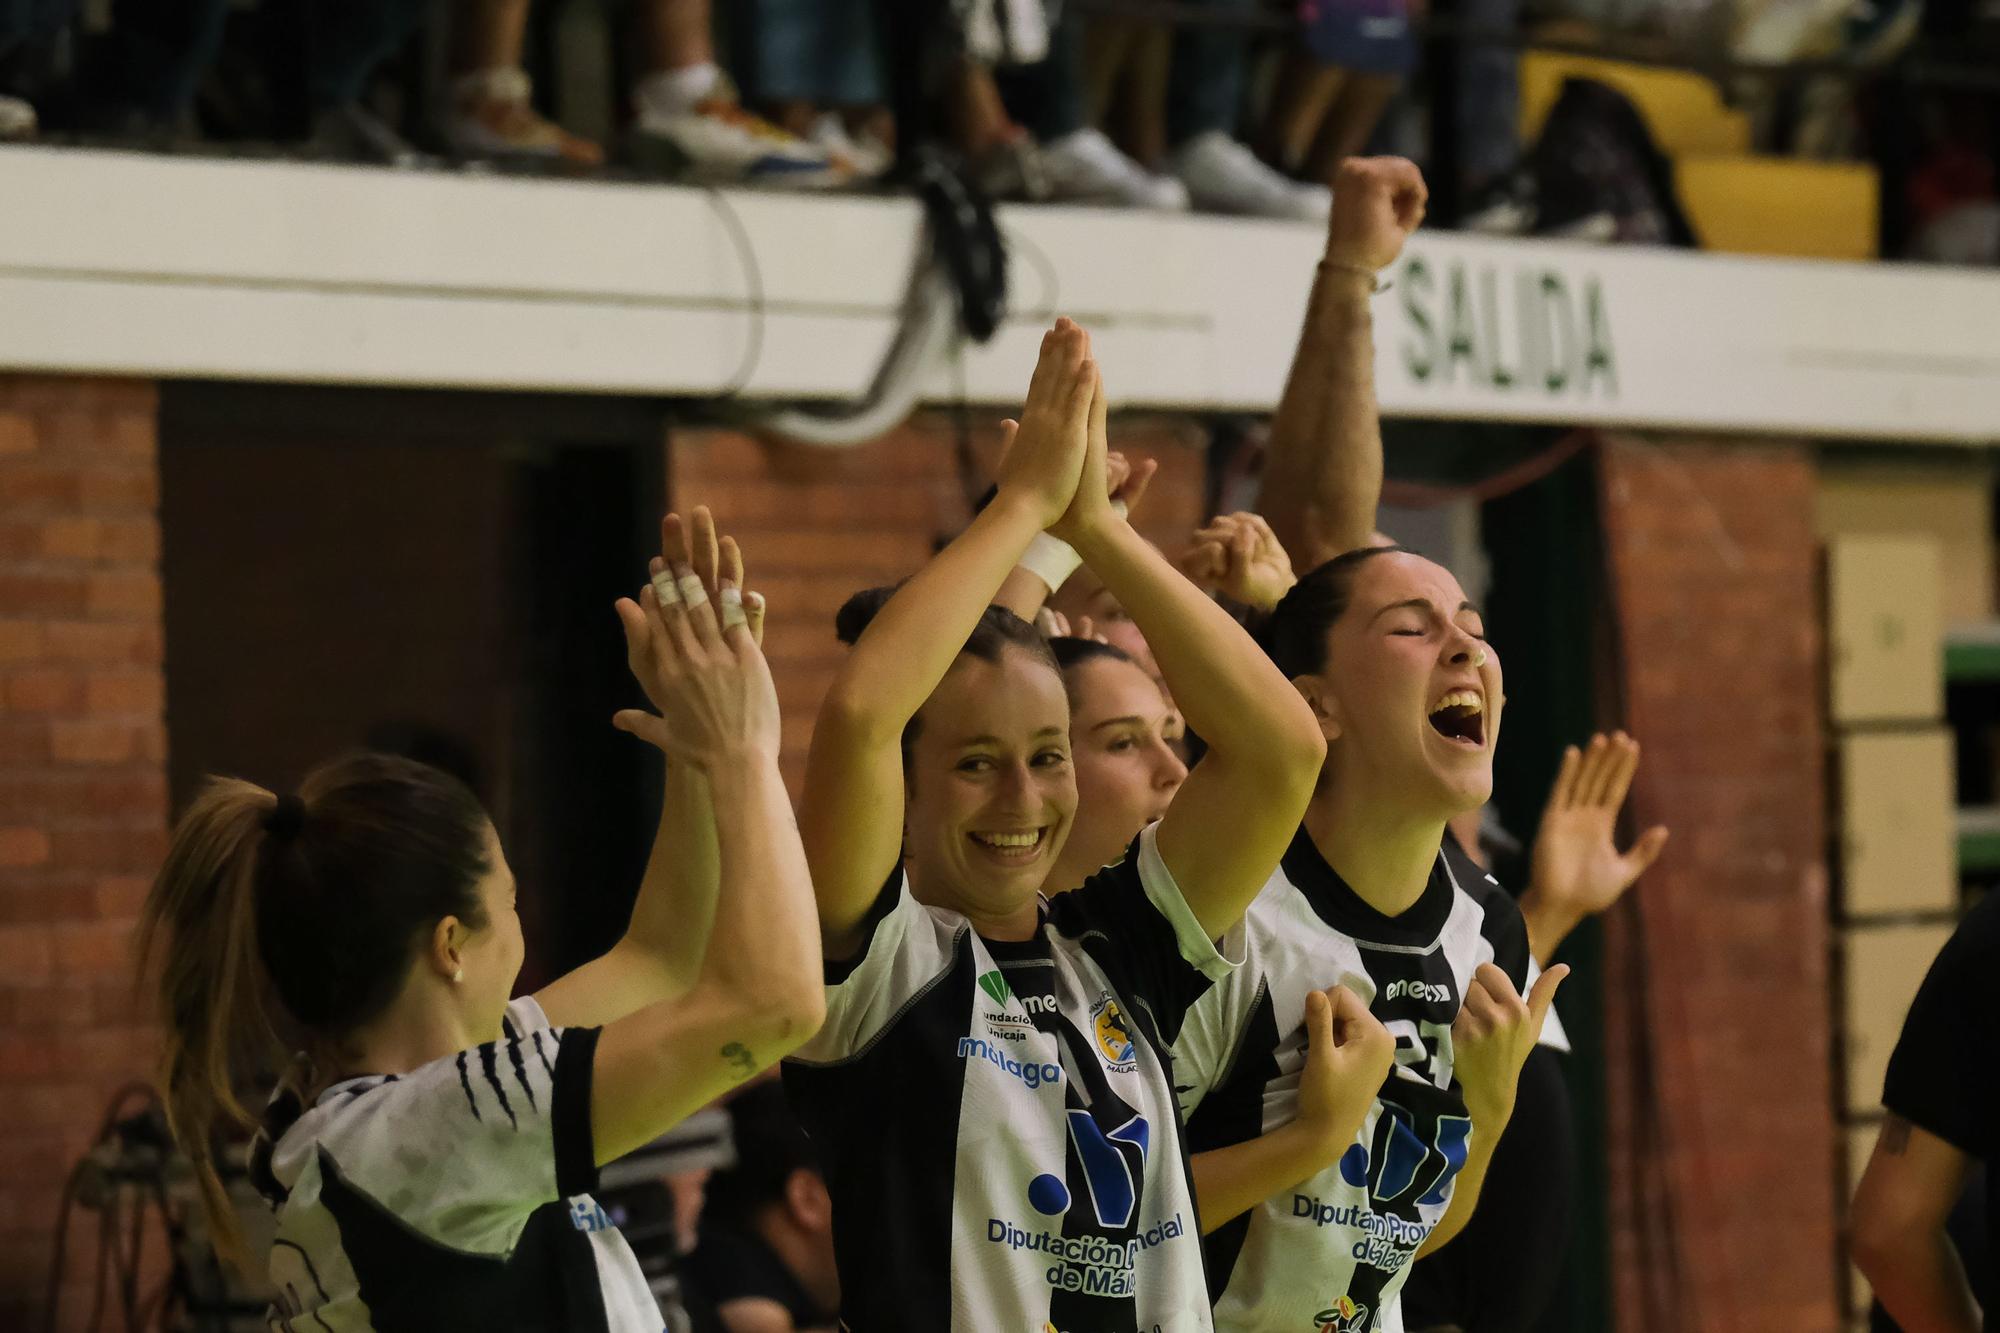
[86, 1202, 112, 1333]
[39, 1163, 85, 1333]
[698, 185, 767, 401]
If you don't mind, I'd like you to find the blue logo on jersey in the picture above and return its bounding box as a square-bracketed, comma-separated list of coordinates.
[958, 1036, 1063, 1089]
[1027, 1111, 1152, 1228]
[569, 1198, 613, 1233]
[1335, 1103, 1472, 1206]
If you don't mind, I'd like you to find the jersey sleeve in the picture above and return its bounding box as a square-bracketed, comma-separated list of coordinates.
[1883, 897, 2000, 1158]
[310, 996, 600, 1255]
[1477, 882, 1532, 992]
[1169, 923, 1260, 1120]
[1048, 821, 1237, 1049]
[789, 868, 962, 1064]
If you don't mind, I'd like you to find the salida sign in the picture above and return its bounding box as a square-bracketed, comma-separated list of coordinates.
[1393, 253, 1617, 401]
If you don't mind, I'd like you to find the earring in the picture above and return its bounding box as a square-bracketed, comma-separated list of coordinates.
[452, 968, 464, 984]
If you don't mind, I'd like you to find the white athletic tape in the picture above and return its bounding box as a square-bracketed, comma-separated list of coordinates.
[1018, 532, 1083, 594]
[675, 571, 708, 609]
[650, 568, 680, 607]
[719, 585, 747, 629]
[1473, 649, 1488, 667]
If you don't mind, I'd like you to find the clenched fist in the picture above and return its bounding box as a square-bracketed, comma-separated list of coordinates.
[1326, 157, 1428, 275]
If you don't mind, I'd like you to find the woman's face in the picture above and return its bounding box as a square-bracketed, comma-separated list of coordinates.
[905, 651, 1078, 922]
[1311, 552, 1503, 817]
[1061, 657, 1186, 884]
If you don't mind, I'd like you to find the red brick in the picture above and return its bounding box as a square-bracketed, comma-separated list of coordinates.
[49, 718, 144, 764]
[80, 670, 161, 716]
[4, 668, 83, 713]
[0, 413, 35, 457]
[82, 571, 160, 620]
[95, 516, 159, 563]
[0, 827, 51, 867]
[0, 879, 98, 925]
[76, 465, 157, 513]
[92, 875, 151, 918]
[41, 620, 159, 664]
[47, 824, 167, 873]
[0, 925, 53, 976]
[51, 919, 135, 973]
[0, 463, 81, 509]
[0, 719, 50, 763]
[0, 619, 44, 662]
[0, 570, 88, 616]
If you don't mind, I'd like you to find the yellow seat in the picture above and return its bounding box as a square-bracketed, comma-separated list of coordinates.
[1520, 50, 1751, 155]
[1675, 155, 1879, 259]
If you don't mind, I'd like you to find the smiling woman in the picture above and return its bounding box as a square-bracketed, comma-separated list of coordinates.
[782, 319, 1325, 1333]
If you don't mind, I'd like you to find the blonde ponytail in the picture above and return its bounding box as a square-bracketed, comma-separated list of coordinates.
[135, 778, 285, 1267]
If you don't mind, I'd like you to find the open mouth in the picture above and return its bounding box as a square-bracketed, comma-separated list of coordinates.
[967, 828, 1051, 865]
[1427, 689, 1486, 748]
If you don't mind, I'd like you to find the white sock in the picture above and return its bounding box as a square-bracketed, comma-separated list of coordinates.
[636, 63, 722, 118]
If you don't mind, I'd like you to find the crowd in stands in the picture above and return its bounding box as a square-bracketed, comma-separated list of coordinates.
[1, 0, 1992, 251]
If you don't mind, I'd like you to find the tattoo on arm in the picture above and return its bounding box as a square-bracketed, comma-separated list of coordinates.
[1880, 1114, 1913, 1155]
[721, 1041, 756, 1076]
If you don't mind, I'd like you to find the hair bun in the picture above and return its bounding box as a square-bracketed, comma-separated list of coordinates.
[263, 793, 306, 841]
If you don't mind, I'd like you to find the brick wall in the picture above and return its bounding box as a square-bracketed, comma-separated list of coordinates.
[669, 412, 1209, 793]
[1596, 435, 1839, 1332]
[0, 378, 167, 1330]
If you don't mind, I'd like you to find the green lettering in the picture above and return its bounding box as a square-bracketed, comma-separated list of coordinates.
[1400, 257, 1435, 383]
[1583, 277, 1617, 395]
[1444, 263, 1478, 386]
[1478, 266, 1513, 389]
[1540, 272, 1573, 393]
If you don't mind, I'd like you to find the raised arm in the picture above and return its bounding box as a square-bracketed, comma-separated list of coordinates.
[993, 444, 1156, 622]
[802, 321, 1097, 955]
[537, 510, 750, 1029]
[565, 549, 825, 1165]
[1518, 733, 1669, 963]
[1055, 371, 1326, 939]
[1259, 157, 1426, 571]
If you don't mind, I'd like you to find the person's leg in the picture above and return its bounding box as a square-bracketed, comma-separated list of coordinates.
[104, 0, 232, 123]
[1165, 0, 1329, 218]
[1304, 69, 1398, 180]
[630, 0, 846, 185]
[1256, 53, 1345, 171]
[450, 0, 527, 72]
[994, 0, 1085, 143]
[306, 0, 432, 112]
[1104, 22, 1169, 167]
[442, 0, 603, 164]
[1165, 0, 1249, 149]
[1455, 0, 1522, 195]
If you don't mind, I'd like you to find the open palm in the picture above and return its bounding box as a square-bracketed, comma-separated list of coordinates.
[1529, 732, 1669, 921]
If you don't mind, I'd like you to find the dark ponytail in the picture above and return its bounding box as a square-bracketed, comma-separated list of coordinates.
[1258, 545, 1410, 680]
[135, 752, 491, 1265]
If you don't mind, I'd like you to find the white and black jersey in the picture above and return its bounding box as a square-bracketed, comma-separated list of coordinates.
[254, 996, 663, 1332]
[1172, 832, 1531, 1333]
[783, 824, 1227, 1332]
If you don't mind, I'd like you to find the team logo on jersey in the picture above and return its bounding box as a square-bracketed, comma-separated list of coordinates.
[1381, 978, 1452, 1004]
[1313, 1296, 1372, 1333]
[1091, 995, 1136, 1070]
[979, 970, 1012, 1005]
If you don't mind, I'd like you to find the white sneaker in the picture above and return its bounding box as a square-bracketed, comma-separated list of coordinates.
[1039, 129, 1189, 211]
[1169, 131, 1329, 221]
[809, 113, 892, 181]
[635, 75, 849, 189]
[0, 94, 38, 141]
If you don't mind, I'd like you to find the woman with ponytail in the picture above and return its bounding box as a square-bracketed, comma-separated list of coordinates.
[137, 509, 824, 1332]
